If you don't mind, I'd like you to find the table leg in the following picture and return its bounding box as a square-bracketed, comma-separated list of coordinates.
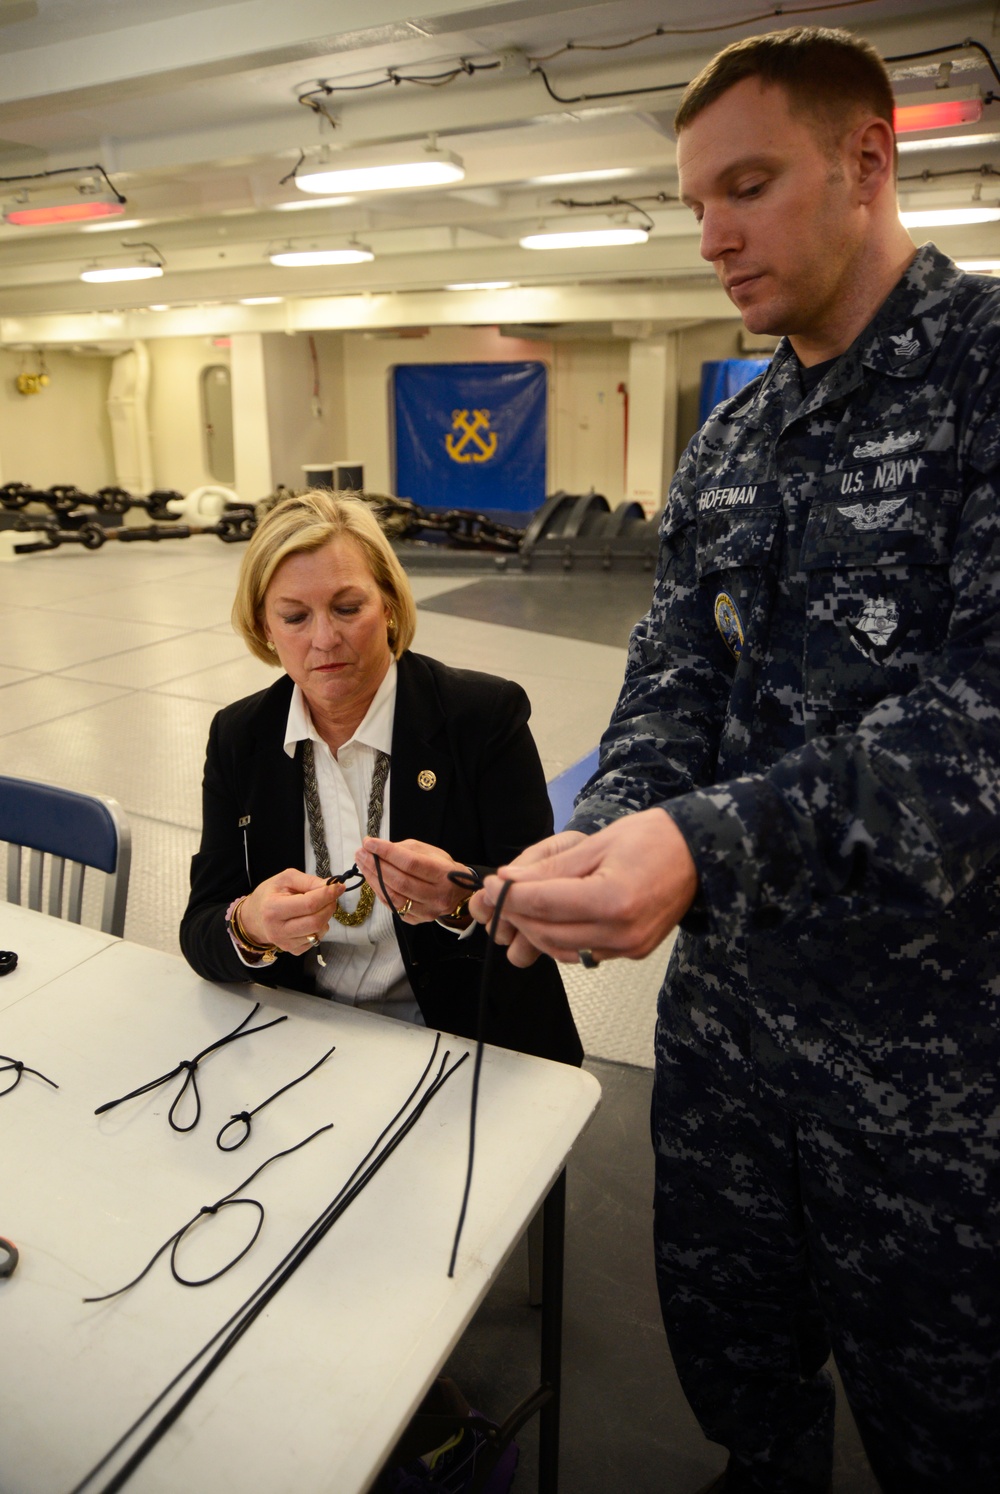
[538, 1168, 566, 1494]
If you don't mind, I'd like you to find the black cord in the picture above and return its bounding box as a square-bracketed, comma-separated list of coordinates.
[447, 877, 513, 1278]
[0, 1053, 59, 1097]
[83, 1125, 333, 1303]
[71, 1035, 467, 1493]
[216, 1043, 336, 1151]
[0, 162, 126, 202]
[94, 1002, 289, 1132]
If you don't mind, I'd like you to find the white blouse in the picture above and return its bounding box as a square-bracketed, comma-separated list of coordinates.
[282, 662, 418, 1015]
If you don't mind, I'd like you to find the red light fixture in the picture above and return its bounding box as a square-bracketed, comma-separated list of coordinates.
[5, 199, 125, 226]
[894, 98, 983, 134]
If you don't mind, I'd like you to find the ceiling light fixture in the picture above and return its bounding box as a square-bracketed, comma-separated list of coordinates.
[898, 131, 1000, 155]
[269, 240, 374, 267]
[296, 138, 464, 194]
[520, 226, 649, 249]
[894, 98, 983, 134]
[957, 258, 1000, 272]
[240, 296, 284, 304]
[274, 195, 354, 211]
[80, 241, 164, 283]
[528, 169, 637, 186]
[899, 205, 1000, 227]
[445, 280, 514, 290]
[81, 262, 164, 283]
[1, 165, 127, 227]
[81, 218, 148, 234]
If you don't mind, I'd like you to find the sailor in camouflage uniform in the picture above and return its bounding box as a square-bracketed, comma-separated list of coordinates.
[474, 27, 1000, 1494]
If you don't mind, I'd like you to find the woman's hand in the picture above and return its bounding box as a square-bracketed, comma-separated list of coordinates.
[355, 837, 475, 924]
[236, 868, 343, 955]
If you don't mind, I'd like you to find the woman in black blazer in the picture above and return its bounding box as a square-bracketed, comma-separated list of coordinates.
[180, 489, 581, 1067]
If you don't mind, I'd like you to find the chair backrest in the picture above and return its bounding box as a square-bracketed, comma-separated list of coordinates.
[0, 774, 132, 937]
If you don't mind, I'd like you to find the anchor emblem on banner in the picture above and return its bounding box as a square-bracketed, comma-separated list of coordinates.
[445, 408, 498, 463]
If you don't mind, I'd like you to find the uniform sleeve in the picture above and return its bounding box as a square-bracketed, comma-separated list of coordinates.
[567, 434, 735, 831]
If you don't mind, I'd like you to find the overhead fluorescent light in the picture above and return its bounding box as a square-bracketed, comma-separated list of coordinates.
[239, 296, 284, 304]
[269, 243, 373, 266]
[81, 218, 147, 233]
[520, 227, 649, 249]
[296, 144, 464, 194]
[898, 131, 1000, 154]
[900, 206, 1000, 227]
[4, 184, 126, 227]
[957, 259, 1000, 273]
[445, 280, 514, 290]
[80, 262, 164, 282]
[274, 196, 354, 211]
[528, 168, 636, 186]
[894, 98, 983, 133]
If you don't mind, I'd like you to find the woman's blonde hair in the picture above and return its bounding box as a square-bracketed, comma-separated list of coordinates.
[232, 489, 417, 665]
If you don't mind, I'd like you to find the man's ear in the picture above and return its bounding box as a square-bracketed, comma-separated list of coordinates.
[852, 116, 896, 204]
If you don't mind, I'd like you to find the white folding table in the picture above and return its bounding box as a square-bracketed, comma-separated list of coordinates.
[0, 902, 117, 1012]
[0, 928, 600, 1494]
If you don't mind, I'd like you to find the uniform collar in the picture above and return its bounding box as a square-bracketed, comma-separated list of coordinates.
[758, 241, 958, 407]
[282, 658, 397, 758]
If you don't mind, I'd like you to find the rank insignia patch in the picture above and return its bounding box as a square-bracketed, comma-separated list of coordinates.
[714, 592, 744, 659]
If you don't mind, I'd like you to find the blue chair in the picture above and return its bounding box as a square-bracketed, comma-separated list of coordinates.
[0, 774, 132, 937]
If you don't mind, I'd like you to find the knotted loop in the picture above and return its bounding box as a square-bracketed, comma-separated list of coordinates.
[171, 1197, 264, 1287]
[0, 1053, 59, 1097]
[213, 1043, 336, 1153]
[94, 1002, 289, 1132]
[217, 1112, 253, 1151]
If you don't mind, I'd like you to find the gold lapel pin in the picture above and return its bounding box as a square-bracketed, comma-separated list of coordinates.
[417, 769, 437, 791]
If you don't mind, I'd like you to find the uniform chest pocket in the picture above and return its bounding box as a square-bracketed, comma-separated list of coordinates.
[800, 490, 958, 571]
[799, 493, 957, 716]
[695, 506, 781, 580]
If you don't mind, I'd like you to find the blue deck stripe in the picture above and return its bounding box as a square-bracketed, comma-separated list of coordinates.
[547, 747, 600, 831]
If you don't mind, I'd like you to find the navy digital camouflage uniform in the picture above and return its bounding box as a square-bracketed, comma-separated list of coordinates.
[568, 245, 1000, 1493]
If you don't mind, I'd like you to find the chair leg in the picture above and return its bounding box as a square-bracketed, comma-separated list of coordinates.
[527, 1204, 544, 1307]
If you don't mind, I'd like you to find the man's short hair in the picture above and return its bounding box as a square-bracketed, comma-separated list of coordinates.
[673, 25, 895, 152]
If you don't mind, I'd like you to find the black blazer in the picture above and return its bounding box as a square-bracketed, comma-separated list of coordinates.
[180, 651, 583, 1066]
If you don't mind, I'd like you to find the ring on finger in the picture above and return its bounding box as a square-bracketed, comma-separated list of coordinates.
[305, 932, 319, 948]
[578, 948, 599, 970]
[397, 897, 413, 917]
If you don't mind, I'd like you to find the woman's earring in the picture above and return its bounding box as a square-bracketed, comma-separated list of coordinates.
[266, 640, 277, 653]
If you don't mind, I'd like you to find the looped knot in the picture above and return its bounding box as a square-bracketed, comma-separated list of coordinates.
[199, 1203, 219, 1217]
[178, 1058, 197, 1073]
[235, 1111, 251, 1125]
[13, 1060, 23, 1075]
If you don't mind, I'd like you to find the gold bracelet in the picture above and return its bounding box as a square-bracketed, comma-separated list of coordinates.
[227, 897, 280, 960]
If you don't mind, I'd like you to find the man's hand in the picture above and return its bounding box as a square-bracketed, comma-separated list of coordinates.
[469, 830, 587, 965]
[472, 809, 698, 968]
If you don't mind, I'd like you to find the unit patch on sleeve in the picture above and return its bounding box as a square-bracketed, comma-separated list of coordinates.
[714, 592, 745, 659]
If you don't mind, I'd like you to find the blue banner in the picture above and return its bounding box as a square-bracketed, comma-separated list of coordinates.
[698, 358, 770, 427]
[393, 361, 547, 513]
